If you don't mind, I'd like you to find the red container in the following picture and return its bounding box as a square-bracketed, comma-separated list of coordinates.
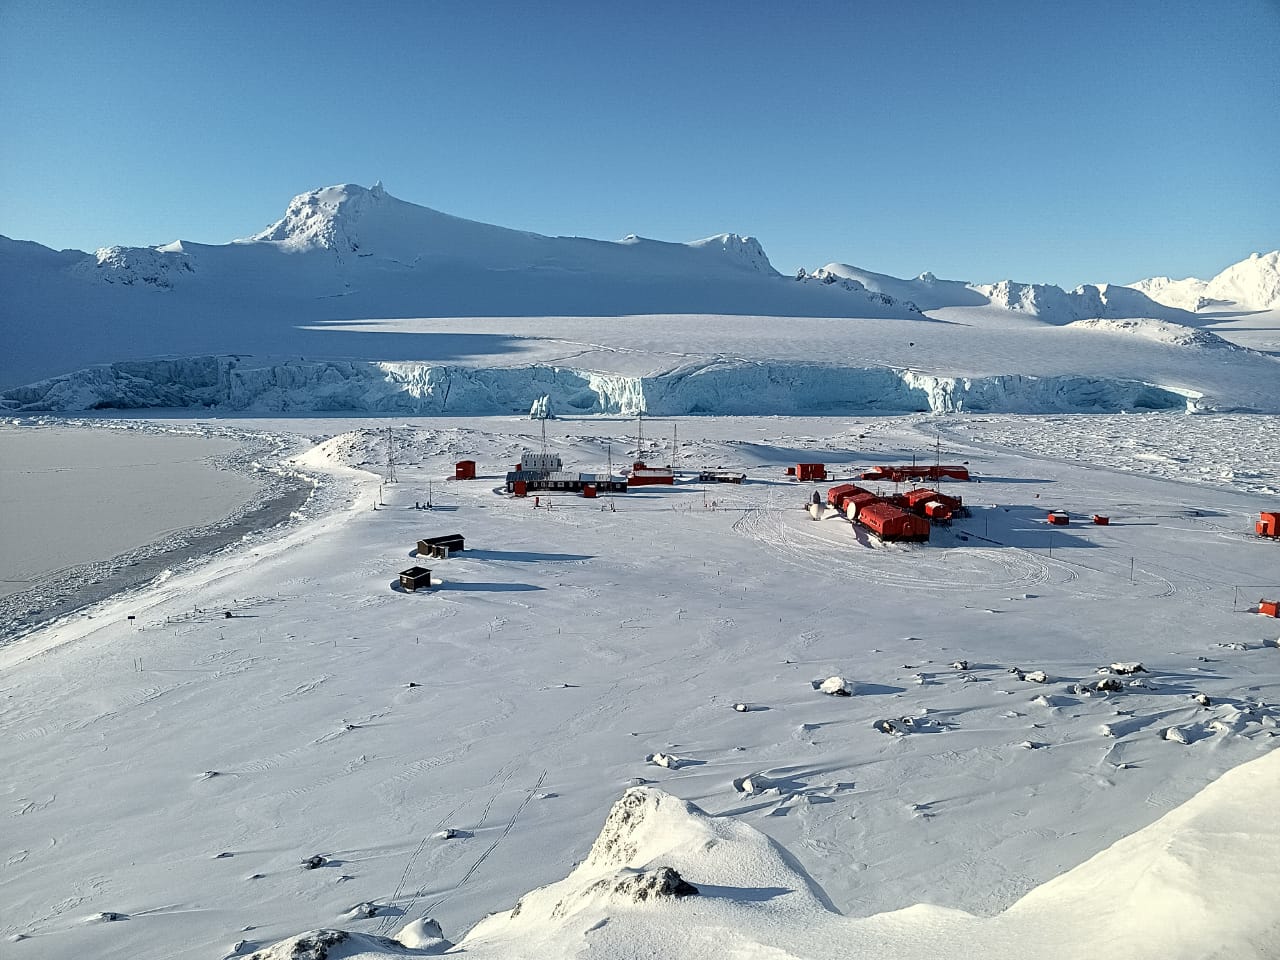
[859, 502, 930, 542]
[582, 484, 597, 498]
[628, 468, 674, 486]
[824, 483, 855, 506]
[1092, 514, 1110, 525]
[513, 480, 527, 498]
[455, 459, 477, 480]
[797, 463, 827, 482]
[845, 491, 878, 520]
[923, 501, 953, 522]
[1048, 511, 1070, 526]
[1260, 600, 1279, 618]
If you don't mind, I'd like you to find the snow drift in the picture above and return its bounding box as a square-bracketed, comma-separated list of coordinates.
[250, 746, 1280, 959]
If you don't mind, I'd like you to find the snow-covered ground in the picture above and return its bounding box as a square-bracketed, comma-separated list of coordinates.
[3, 413, 1278, 959]
[3, 183, 1278, 958]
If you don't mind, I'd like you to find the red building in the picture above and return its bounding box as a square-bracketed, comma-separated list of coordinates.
[1258, 511, 1279, 538]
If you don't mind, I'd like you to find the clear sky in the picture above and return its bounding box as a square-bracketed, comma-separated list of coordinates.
[2, 0, 1277, 287]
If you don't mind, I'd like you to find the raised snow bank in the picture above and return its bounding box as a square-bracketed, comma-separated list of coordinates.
[0, 356, 1198, 416]
[251, 749, 1280, 959]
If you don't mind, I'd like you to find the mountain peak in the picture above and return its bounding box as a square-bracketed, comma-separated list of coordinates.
[1128, 250, 1280, 311]
[687, 233, 773, 273]
[245, 182, 395, 252]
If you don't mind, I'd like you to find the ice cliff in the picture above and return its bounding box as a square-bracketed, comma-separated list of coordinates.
[0, 356, 1196, 415]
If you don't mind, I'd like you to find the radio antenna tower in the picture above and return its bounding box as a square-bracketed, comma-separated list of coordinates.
[385, 426, 397, 484]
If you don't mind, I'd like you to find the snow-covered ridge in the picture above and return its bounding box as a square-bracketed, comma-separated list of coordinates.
[0, 355, 1198, 415]
[18, 182, 916, 318]
[249, 747, 1280, 959]
[816, 256, 1280, 320]
[242, 181, 785, 279]
[1202, 250, 1280, 310]
[1127, 250, 1280, 312]
[813, 263, 1192, 323]
[1065, 317, 1241, 350]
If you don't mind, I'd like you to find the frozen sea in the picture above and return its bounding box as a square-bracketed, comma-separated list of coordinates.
[0, 423, 312, 641]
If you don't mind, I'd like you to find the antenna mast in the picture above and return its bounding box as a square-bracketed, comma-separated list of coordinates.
[385, 426, 397, 484]
[671, 422, 678, 470]
[637, 410, 645, 463]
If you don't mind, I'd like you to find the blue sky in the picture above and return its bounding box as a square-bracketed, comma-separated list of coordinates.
[2, 0, 1276, 287]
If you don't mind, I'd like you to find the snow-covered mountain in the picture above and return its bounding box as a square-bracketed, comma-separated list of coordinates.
[812, 264, 1197, 324]
[1127, 251, 1280, 312]
[1, 184, 1277, 413]
[14, 182, 917, 318]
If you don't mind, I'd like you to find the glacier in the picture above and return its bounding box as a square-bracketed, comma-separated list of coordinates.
[0, 355, 1195, 415]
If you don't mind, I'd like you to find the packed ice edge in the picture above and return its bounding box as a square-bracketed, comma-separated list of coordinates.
[0, 356, 1203, 415]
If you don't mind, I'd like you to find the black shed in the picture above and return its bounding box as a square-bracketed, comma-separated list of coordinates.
[399, 566, 433, 592]
[418, 534, 465, 559]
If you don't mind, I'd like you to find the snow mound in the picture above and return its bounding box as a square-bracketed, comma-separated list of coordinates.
[242, 929, 390, 959]
[250, 748, 1280, 959]
[1066, 318, 1241, 349]
[972, 280, 1190, 325]
[70, 243, 196, 287]
[394, 917, 452, 951]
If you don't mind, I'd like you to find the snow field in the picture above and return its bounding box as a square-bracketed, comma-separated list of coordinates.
[1, 414, 1278, 960]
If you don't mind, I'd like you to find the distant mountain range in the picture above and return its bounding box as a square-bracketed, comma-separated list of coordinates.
[7, 181, 1276, 324]
[812, 251, 1280, 323]
[0, 182, 1276, 403]
[1, 182, 921, 323]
